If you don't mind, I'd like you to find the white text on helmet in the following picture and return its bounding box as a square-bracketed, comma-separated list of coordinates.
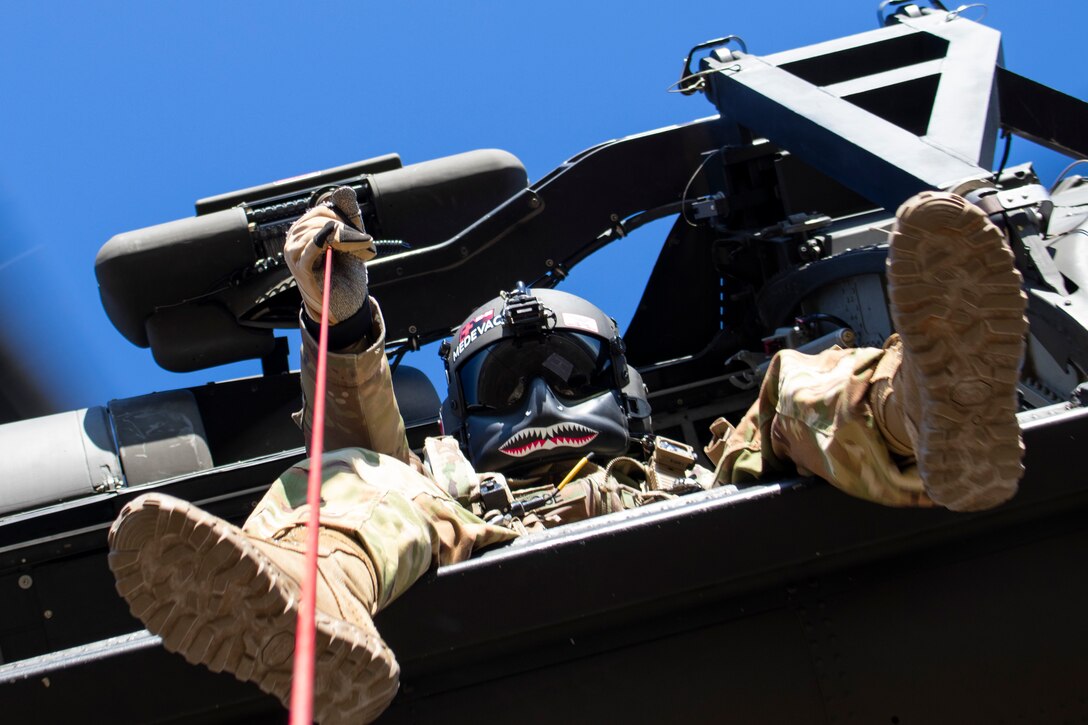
[451, 316, 505, 362]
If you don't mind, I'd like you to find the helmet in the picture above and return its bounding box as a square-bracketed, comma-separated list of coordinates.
[440, 285, 651, 475]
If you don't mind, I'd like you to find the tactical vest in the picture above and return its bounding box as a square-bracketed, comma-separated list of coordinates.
[422, 435, 717, 532]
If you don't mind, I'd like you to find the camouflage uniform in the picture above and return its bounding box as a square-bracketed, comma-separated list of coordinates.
[709, 336, 934, 508]
[242, 299, 928, 614]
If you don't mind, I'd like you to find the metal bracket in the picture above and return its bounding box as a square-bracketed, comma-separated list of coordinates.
[703, 11, 999, 211]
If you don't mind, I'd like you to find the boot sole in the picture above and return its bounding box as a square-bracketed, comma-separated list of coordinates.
[888, 192, 1028, 511]
[108, 493, 399, 724]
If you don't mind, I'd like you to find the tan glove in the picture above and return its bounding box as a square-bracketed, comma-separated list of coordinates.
[284, 186, 377, 325]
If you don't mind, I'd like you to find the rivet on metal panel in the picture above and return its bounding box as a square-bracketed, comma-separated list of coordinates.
[18, 574, 32, 589]
[94, 469, 124, 493]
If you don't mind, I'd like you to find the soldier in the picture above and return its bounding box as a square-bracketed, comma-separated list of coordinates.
[107, 188, 1027, 723]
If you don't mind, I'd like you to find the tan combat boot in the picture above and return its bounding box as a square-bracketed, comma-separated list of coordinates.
[108, 493, 399, 724]
[880, 191, 1028, 511]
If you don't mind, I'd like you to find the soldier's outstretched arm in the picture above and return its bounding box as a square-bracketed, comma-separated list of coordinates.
[284, 187, 413, 463]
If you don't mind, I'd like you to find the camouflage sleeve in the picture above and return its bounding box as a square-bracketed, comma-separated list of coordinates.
[295, 298, 413, 464]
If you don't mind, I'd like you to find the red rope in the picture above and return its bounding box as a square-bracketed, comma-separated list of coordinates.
[289, 247, 334, 725]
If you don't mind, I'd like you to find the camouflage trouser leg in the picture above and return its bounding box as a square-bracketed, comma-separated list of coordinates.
[243, 448, 518, 612]
[713, 344, 936, 507]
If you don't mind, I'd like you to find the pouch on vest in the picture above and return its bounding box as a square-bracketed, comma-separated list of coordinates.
[647, 436, 704, 494]
[423, 436, 481, 507]
[703, 417, 736, 467]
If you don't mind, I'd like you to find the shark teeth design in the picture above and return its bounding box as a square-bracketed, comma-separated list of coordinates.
[498, 422, 599, 458]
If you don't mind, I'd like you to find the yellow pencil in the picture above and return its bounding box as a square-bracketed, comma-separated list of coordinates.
[556, 453, 596, 492]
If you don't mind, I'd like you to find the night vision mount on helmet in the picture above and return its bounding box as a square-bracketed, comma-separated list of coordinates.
[439, 285, 651, 474]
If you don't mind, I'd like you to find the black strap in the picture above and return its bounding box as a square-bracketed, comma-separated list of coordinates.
[302, 297, 374, 351]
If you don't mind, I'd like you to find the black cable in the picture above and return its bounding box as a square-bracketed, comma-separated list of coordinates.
[620, 201, 686, 236]
[387, 326, 452, 374]
[527, 199, 694, 289]
[388, 344, 410, 375]
[992, 130, 1013, 183]
[796, 312, 853, 332]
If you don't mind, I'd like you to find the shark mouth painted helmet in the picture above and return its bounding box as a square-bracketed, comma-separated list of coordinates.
[500, 422, 599, 457]
[440, 285, 651, 475]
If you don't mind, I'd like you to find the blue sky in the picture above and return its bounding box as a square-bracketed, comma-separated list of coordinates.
[1, 1, 1084, 414]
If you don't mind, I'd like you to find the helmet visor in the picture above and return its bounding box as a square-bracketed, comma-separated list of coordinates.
[458, 332, 615, 412]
